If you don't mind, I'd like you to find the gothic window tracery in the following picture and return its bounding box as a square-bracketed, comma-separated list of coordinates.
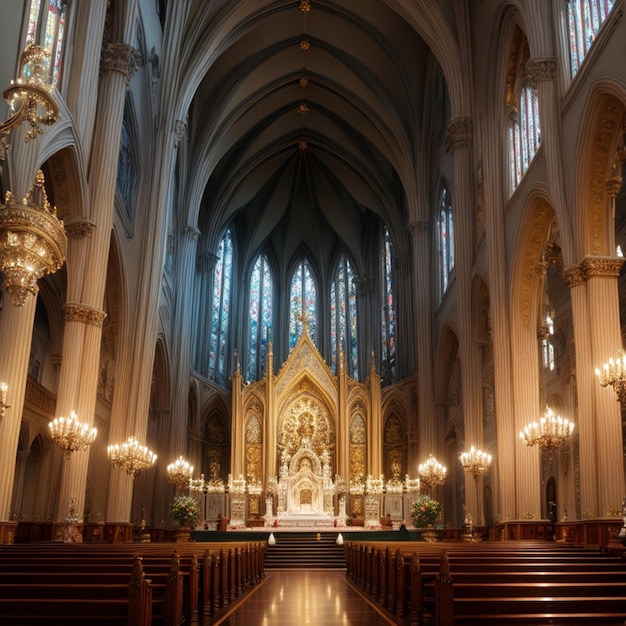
[289, 259, 317, 348]
[330, 254, 358, 378]
[26, 0, 67, 86]
[247, 254, 273, 382]
[437, 182, 455, 297]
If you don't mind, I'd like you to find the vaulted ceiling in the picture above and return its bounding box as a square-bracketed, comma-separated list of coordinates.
[177, 0, 453, 277]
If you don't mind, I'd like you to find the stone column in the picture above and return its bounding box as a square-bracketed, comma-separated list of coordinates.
[562, 265, 597, 518]
[0, 291, 37, 524]
[445, 117, 483, 522]
[583, 257, 625, 517]
[408, 221, 435, 457]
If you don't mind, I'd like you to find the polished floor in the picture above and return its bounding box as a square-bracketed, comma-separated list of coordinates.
[216, 570, 397, 625]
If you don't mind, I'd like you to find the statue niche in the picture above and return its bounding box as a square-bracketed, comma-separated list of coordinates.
[277, 439, 335, 523]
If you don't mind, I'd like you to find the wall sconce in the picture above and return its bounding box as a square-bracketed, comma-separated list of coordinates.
[0, 44, 58, 144]
[0, 382, 9, 421]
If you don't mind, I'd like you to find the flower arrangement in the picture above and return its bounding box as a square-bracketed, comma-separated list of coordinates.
[410, 494, 441, 528]
[170, 495, 200, 528]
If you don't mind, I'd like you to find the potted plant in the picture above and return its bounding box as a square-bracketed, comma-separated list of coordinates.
[170, 495, 200, 541]
[410, 494, 441, 528]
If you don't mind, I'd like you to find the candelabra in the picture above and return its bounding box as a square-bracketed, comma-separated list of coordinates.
[459, 446, 492, 479]
[519, 406, 574, 449]
[366, 474, 385, 495]
[596, 353, 626, 402]
[167, 456, 194, 489]
[0, 382, 9, 421]
[228, 474, 247, 495]
[49, 411, 97, 459]
[0, 44, 59, 144]
[418, 455, 447, 490]
[108, 437, 157, 479]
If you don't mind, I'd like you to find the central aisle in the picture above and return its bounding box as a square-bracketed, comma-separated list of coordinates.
[216, 570, 397, 625]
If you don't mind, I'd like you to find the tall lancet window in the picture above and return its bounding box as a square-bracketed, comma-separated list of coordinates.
[381, 227, 396, 384]
[330, 254, 358, 378]
[289, 259, 317, 349]
[26, 0, 68, 86]
[507, 29, 541, 194]
[437, 182, 455, 297]
[247, 253, 273, 382]
[209, 229, 233, 383]
[567, 0, 615, 78]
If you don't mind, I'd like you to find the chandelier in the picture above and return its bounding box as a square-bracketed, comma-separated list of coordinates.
[0, 170, 67, 306]
[595, 353, 626, 402]
[166, 456, 193, 489]
[49, 411, 97, 459]
[460, 446, 492, 478]
[418, 455, 447, 488]
[108, 437, 157, 479]
[519, 405, 574, 449]
[0, 44, 59, 144]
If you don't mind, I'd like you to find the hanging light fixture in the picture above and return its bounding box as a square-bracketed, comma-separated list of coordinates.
[167, 455, 194, 489]
[595, 353, 626, 403]
[0, 170, 67, 306]
[418, 454, 447, 489]
[519, 405, 574, 449]
[108, 437, 157, 479]
[0, 44, 59, 144]
[460, 446, 492, 478]
[48, 411, 97, 459]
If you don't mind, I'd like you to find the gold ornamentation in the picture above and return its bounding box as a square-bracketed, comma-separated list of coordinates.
[580, 255, 624, 279]
[561, 264, 586, 287]
[49, 411, 97, 459]
[64, 218, 96, 239]
[0, 171, 67, 305]
[63, 303, 107, 327]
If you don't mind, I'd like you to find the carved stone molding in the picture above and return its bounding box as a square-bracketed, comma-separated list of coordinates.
[63, 303, 107, 327]
[526, 57, 557, 85]
[561, 265, 585, 288]
[581, 255, 624, 279]
[101, 42, 140, 84]
[182, 225, 201, 240]
[444, 117, 472, 153]
[174, 119, 187, 148]
[64, 218, 96, 239]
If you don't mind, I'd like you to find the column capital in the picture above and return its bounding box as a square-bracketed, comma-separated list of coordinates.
[64, 218, 96, 239]
[581, 255, 624, 279]
[561, 264, 586, 287]
[445, 117, 472, 153]
[101, 42, 140, 84]
[174, 119, 187, 148]
[182, 225, 201, 240]
[407, 220, 429, 234]
[526, 57, 557, 85]
[63, 303, 107, 327]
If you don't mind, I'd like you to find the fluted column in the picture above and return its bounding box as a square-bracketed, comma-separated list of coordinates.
[169, 225, 200, 455]
[0, 291, 37, 521]
[369, 362, 383, 476]
[445, 117, 484, 521]
[583, 256, 624, 516]
[193, 250, 217, 373]
[562, 265, 597, 517]
[408, 221, 435, 457]
[55, 303, 107, 522]
[510, 262, 544, 520]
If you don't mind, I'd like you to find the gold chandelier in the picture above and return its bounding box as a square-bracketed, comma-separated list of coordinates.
[460, 446, 492, 478]
[0, 170, 67, 306]
[166, 455, 193, 489]
[0, 44, 59, 144]
[418, 454, 447, 488]
[49, 411, 97, 459]
[519, 405, 574, 449]
[108, 437, 157, 479]
[595, 353, 626, 402]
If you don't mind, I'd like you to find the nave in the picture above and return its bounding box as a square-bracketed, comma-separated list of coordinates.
[216, 570, 395, 626]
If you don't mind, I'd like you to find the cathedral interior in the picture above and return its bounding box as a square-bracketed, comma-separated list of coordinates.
[0, 0, 625, 543]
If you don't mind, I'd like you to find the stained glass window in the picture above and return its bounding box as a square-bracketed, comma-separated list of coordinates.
[437, 183, 454, 296]
[381, 228, 396, 384]
[209, 229, 233, 383]
[509, 85, 540, 192]
[567, 0, 615, 78]
[289, 259, 317, 348]
[330, 254, 359, 378]
[26, 0, 67, 86]
[247, 254, 273, 382]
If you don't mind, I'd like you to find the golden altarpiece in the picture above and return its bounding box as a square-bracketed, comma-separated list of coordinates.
[227, 321, 416, 527]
